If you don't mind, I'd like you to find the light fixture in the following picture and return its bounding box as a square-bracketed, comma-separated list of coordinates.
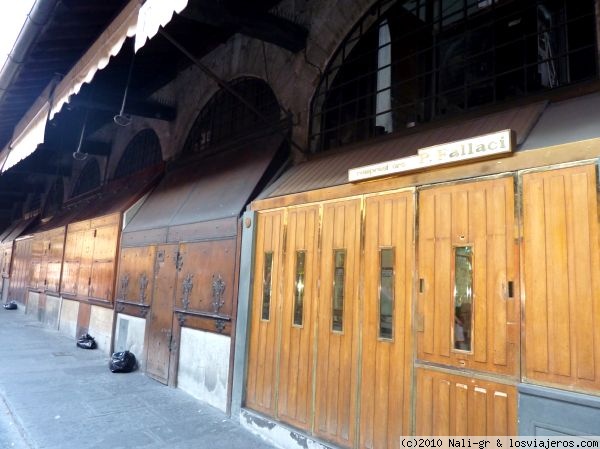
[114, 50, 135, 127]
[72, 111, 88, 161]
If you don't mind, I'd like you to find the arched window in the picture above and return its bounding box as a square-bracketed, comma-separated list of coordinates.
[71, 159, 100, 198]
[310, 0, 597, 152]
[183, 77, 281, 156]
[113, 129, 162, 179]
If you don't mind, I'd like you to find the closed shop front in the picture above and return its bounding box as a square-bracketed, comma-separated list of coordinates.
[241, 94, 600, 446]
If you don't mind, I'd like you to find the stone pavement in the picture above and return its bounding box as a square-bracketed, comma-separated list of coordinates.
[0, 308, 277, 449]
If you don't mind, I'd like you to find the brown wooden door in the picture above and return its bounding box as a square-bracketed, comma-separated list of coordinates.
[415, 177, 519, 436]
[360, 191, 414, 449]
[246, 210, 285, 415]
[146, 244, 178, 384]
[522, 164, 600, 391]
[417, 177, 519, 376]
[314, 199, 361, 448]
[277, 205, 319, 430]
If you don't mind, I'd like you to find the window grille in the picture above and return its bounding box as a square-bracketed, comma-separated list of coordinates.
[183, 77, 281, 156]
[310, 0, 597, 152]
[114, 129, 162, 179]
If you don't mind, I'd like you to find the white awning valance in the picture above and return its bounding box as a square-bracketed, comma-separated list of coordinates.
[1, 0, 140, 172]
[134, 0, 189, 52]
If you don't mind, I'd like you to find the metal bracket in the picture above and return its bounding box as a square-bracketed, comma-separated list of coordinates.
[182, 274, 193, 310]
[119, 274, 129, 300]
[139, 272, 148, 303]
[177, 312, 186, 327]
[211, 273, 225, 313]
[140, 307, 149, 318]
[215, 319, 226, 333]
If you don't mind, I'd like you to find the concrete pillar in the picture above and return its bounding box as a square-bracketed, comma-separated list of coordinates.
[231, 209, 257, 420]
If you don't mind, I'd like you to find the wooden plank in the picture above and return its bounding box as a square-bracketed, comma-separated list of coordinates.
[420, 192, 435, 355]
[454, 383, 469, 435]
[490, 184, 508, 366]
[523, 176, 549, 375]
[570, 173, 595, 381]
[433, 379, 451, 435]
[435, 193, 452, 358]
[546, 176, 571, 377]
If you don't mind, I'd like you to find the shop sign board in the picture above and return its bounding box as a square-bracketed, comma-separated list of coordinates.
[348, 129, 513, 182]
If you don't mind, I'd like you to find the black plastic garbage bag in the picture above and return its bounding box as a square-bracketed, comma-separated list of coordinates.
[109, 350, 136, 373]
[3, 300, 17, 310]
[76, 333, 97, 349]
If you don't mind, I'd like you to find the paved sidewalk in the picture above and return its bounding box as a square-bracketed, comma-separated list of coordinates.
[0, 308, 277, 449]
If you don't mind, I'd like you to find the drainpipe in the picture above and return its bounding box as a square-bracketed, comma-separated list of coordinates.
[0, 0, 59, 105]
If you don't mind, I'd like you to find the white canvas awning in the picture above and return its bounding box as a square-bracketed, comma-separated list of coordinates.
[134, 0, 189, 52]
[0, 0, 190, 172]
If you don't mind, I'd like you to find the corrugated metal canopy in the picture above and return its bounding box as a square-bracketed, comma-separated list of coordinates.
[124, 133, 283, 235]
[2, 216, 37, 243]
[27, 164, 163, 235]
[260, 102, 547, 199]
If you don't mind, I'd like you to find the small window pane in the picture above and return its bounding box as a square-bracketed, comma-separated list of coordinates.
[293, 251, 306, 326]
[262, 252, 274, 320]
[332, 250, 346, 332]
[379, 248, 394, 339]
[454, 246, 473, 351]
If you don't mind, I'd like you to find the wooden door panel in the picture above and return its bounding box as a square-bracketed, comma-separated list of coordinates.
[89, 261, 115, 301]
[93, 224, 119, 261]
[61, 261, 80, 295]
[417, 177, 519, 376]
[522, 164, 600, 390]
[415, 368, 516, 435]
[117, 246, 156, 303]
[314, 199, 361, 447]
[77, 229, 96, 297]
[146, 244, 178, 384]
[246, 210, 284, 415]
[360, 191, 414, 449]
[45, 262, 61, 293]
[176, 239, 236, 316]
[277, 205, 319, 430]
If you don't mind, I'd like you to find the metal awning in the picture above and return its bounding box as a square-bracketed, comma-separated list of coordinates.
[0, 0, 189, 173]
[122, 134, 283, 245]
[259, 101, 547, 199]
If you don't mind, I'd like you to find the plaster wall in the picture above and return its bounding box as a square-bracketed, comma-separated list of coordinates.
[88, 305, 114, 355]
[114, 313, 146, 370]
[177, 327, 230, 413]
[26, 291, 39, 318]
[43, 295, 61, 330]
[58, 298, 79, 338]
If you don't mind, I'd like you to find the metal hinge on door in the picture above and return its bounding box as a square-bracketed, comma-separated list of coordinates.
[166, 330, 174, 352]
[174, 251, 183, 271]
